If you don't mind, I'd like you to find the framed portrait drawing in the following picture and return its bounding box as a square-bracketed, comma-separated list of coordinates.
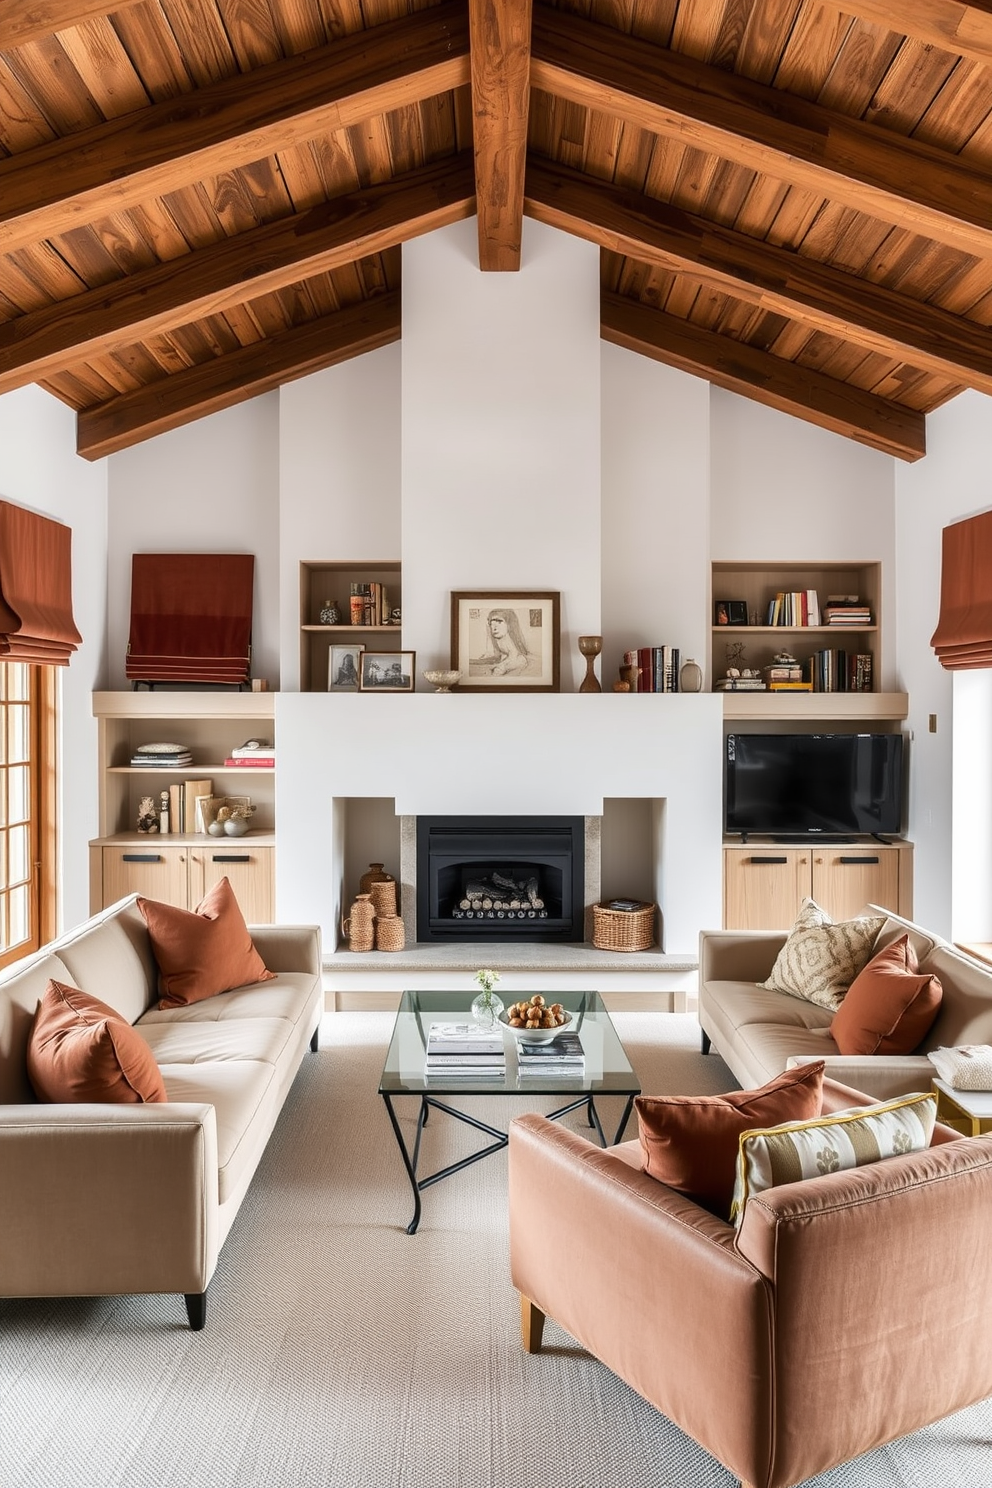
[450, 591, 560, 692]
[328, 643, 364, 692]
[358, 650, 416, 692]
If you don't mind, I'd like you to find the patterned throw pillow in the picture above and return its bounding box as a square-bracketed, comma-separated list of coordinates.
[762, 898, 886, 1011]
[730, 1091, 937, 1227]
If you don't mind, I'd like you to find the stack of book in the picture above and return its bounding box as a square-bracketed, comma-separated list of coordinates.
[714, 676, 766, 691]
[623, 646, 681, 692]
[823, 595, 872, 626]
[130, 741, 192, 767]
[516, 1032, 585, 1080]
[424, 1021, 506, 1077]
[808, 649, 873, 692]
[766, 590, 821, 626]
[224, 739, 275, 768]
[349, 582, 391, 626]
[166, 778, 213, 833]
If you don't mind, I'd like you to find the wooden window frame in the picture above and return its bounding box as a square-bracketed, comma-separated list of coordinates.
[0, 664, 57, 971]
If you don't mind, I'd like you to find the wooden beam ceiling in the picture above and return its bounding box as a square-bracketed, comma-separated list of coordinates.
[820, 0, 992, 71]
[0, 1, 147, 51]
[601, 291, 927, 462]
[74, 291, 402, 461]
[526, 160, 992, 397]
[0, 156, 474, 395]
[469, 0, 533, 271]
[0, 1, 470, 255]
[531, 5, 992, 261]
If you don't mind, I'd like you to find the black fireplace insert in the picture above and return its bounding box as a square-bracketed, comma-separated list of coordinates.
[416, 815, 585, 942]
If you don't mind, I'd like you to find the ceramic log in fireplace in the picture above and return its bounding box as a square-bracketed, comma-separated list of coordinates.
[416, 816, 585, 942]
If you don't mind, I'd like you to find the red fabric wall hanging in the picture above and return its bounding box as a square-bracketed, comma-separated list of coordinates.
[126, 553, 254, 685]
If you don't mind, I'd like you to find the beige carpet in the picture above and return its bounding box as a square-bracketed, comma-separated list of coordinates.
[0, 1012, 989, 1488]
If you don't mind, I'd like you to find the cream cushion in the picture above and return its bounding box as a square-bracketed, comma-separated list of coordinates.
[731, 1090, 937, 1225]
[762, 899, 885, 1012]
[928, 1044, 992, 1090]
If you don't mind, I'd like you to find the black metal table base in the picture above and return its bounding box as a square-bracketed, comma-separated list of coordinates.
[381, 1090, 636, 1234]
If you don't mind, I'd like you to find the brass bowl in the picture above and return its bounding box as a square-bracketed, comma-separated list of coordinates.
[422, 669, 461, 693]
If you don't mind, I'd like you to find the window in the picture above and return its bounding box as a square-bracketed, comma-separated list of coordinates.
[0, 663, 56, 970]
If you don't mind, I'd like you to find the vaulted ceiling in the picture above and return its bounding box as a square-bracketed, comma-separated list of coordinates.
[3, 1, 992, 462]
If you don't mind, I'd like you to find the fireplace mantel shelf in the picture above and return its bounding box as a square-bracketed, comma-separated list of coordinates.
[322, 942, 696, 973]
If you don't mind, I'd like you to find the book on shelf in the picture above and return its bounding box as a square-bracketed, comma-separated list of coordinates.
[229, 740, 275, 759]
[715, 678, 767, 690]
[160, 778, 213, 833]
[630, 644, 681, 692]
[766, 590, 820, 627]
[768, 680, 813, 691]
[764, 665, 803, 681]
[348, 581, 390, 626]
[224, 756, 274, 767]
[805, 650, 874, 692]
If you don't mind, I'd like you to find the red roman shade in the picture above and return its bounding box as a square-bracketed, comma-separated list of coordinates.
[0, 501, 81, 666]
[930, 509, 992, 670]
[126, 553, 254, 686]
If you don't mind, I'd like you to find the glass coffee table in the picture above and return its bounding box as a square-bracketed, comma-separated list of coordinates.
[379, 989, 641, 1233]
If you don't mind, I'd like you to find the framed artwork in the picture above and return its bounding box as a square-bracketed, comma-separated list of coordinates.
[714, 599, 748, 626]
[359, 650, 416, 692]
[450, 591, 561, 692]
[329, 643, 363, 692]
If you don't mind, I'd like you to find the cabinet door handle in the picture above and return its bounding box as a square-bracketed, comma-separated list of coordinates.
[211, 854, 250, 863]
[839, 856, 880, 865]
[122, 853, 161, 863]
[749, 856, 788, 865]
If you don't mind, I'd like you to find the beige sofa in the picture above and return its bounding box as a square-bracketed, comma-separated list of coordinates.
[0, 895, 322, 1329]
[699, 906, 992, 1100]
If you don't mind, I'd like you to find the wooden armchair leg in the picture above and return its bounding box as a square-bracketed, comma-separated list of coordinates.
[520, 1294, 546, 1353]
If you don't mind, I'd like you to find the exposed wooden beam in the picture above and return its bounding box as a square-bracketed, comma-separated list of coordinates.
[822, 1, 992, 71]
[0, 155, 474, 395]
[531, 5, 992, 260]
[0, 2, 147, 50]
[75, 291, 401, 460]
[601, 290, 926, 462]
[0, 2, 469, 256]
[526, 159, 992, 397]
[469, 0, 532, 270]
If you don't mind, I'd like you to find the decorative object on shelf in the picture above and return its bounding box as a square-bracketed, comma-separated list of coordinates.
[471, 968, 505, 1030]
[680, 658, 703, 693]
[578, 635, 602, 693]
[390, 606, 402, 625]
[159, 789, 170, 834]
[359, 863, 392, 896]
[343, 893, 376, 952]
[592, 900, 657, 952]
[423, 668, 461, 693]
[613, 680, 630, 692]
[619, 662, 640, 692]
[714, 599, 748, 626]
[359, 650, 416, 692]
[329, 643, 363, 692]
[450, 590, 561, 693]
[376, 915, 405, 951]
[224, 806, 254, 836]
[136, 795, 159, 834]
[319, 599, 341, 625]
[368, 877, 398, 918]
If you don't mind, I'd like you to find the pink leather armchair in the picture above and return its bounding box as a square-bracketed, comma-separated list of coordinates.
[509, 1084, 992, 1488]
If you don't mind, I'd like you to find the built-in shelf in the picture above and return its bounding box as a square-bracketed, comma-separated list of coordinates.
[721, 690, 909, 721]
[299, 559, 401, 690]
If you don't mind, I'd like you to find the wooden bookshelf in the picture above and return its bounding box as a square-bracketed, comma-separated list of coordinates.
[299, 559, 402, 692]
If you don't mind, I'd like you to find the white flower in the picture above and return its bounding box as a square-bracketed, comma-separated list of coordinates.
[474, 968, 501, 995]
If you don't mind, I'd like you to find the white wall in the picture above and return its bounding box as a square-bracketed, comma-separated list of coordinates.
[0, 385, 108, 929]
[401, 218, 602, 687]
[106, 396, 281, 689]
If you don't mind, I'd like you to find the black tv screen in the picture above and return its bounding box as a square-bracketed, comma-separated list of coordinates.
[725, 733, 904, 838]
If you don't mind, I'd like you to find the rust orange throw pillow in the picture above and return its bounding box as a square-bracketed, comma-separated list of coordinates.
[138, 875, 276, 1009]
[635, 1060, 825, 1219]
[831, 934, 942, 1056]
[27, 979, 166, 1103]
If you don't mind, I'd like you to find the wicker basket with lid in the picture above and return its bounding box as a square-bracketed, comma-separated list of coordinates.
[591, 900, 656, 952]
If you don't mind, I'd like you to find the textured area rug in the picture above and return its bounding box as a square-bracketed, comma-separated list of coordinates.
[1, 1012, 989, 1488]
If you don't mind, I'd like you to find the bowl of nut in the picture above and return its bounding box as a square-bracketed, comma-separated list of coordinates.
[499, 995, 572, 1044]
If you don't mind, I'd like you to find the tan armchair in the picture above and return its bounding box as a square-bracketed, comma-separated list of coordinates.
[508, 1084, 992, 1488]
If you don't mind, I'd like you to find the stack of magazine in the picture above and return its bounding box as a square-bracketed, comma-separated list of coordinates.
[517, 1032, 585, 1080]
[424, 1021, 506, 1077]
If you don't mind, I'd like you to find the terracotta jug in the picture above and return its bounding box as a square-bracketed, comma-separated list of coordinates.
[360, 862, 393, 895]
[343, 893, 375, 952]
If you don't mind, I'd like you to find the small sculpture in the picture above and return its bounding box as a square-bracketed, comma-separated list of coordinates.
[136, 795, 159, 834]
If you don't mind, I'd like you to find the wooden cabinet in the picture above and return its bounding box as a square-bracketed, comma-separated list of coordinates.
[711, 560, 908, 722]
[300, 559, 401, 691]
[90, 693, 276, 921]
[723, 839, 912, 930]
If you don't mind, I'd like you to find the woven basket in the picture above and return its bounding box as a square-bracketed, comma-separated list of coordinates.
[376, 915, 406, 952]
[369, 879, 398, 918]
[591, 901, 656, 952]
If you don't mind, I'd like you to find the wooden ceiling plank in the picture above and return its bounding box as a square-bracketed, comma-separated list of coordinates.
[819, 1, 992, 72]
[470, 0, 532, 269]
[530, 4, 992, 258]
[600, 288, 926, 460]
[75, 288, 401, 459]
[0, 3, 148, 52]
[0, 152, 474, 393]
[526, 159, 992, 395]
[0, 1, 470, 254]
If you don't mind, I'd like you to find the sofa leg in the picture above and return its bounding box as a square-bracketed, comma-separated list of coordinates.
[520, 1294, 546, 1353]
[701, 1029, 711, 1055]
[184, 1292, 206, 1330]
[310, 1027, 319, 1052]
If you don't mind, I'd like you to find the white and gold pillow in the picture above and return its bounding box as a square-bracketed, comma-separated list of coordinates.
[762, 898, 885, 1011]
[730, 1091, 937, 1226]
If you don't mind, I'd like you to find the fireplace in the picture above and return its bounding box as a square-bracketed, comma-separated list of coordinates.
[416, 816, 585, 943]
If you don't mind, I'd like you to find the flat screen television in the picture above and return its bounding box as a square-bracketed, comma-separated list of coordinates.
[725, 733, 904, 839]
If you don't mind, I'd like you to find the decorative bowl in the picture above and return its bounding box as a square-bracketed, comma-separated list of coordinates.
[498, 1009, 573, 1044]
[423, 669, 461, 693]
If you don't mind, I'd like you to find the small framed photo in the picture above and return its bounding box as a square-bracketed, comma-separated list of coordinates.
[715, 599, 748, 626]
[359, 650, 416, 692]
[451, 591, 560, 692]
[329, 643, 363, 692]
